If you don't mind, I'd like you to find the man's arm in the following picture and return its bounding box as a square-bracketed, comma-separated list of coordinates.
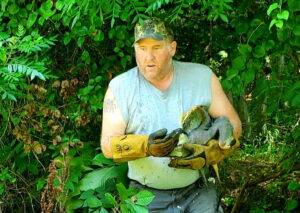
[101, 86, 181, 161]
[101, 86, 126, 159]
[208, 73, 242, 138]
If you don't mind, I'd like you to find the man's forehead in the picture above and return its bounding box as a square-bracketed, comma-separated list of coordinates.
[135, 38, 166, 46]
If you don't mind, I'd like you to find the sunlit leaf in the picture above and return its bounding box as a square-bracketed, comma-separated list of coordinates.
[277, 10, 289, 20]
[105, 193, 118, 206]
[134, 190, 155, 206]
[267, 3, 279, 16]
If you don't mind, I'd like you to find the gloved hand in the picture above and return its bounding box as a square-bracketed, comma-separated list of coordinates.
[168, 143, 206, 170]
[148, 128, 183, 156]
[111, 128, 183, 162]
[205, 138, 240, 165]
[169, 138, 240, 170]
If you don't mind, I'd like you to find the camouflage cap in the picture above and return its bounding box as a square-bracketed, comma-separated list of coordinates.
[134, 18, 173, 43]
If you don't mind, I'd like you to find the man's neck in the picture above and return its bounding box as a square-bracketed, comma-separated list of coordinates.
[149, 66, 174, 91]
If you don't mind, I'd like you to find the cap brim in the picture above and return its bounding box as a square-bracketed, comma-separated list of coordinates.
[133, 33, 164, 45]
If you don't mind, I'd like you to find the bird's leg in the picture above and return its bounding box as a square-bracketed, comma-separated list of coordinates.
[212, 164, 221, 183]
[199, 169, 208, 188]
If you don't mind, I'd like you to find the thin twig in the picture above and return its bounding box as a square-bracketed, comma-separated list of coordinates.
[32, 152, 46, 171]
[291, 117, 300, 132]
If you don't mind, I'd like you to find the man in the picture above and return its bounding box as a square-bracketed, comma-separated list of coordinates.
[101, 18, 242, 212]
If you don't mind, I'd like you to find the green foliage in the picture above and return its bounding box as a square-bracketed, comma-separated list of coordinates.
[0, 0, 299, 212]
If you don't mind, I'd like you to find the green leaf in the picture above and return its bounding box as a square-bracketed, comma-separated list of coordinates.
[120, 204, 131, 213]
[253, 45, 265, 58]
[56, 0, 64, 10]
[287, 181, 300, 191]
[275, 20, 283, 29]
[78, 85, 94, 96]
[1, 107, 8, 121]
[65, 181, 74, 191]
[293, 26, 300, 36]
[116, 183, 132, 203]
[238, 44, 252, 56]
[219, 14, 228, 23]
[226, 68, 239, 80]
[2, 92, 8, 100]
[1, 0, 8, 11]
[277, 10, 289, 20]
[28, 164, 39, 175]
[77, 37, 85, 48]
[94, 30, 104, 41]
[111, 18, 115, 28]
[66, 198, 83, 210]
[54, 178, 60, 187]
[105, 193, 118, 206]
[267, 3, 279, 16]
[251, 19, 263, 27]
[39, 0, 55, 19]
[0, 49, 6, 62]
[79, 167, 120, 191]
[71, 13, 80, 29]
[37, 178, 46, 191]
[85, 196, 102, 208]
[131, 204, 148, 213]
[92, 154, 115, 166]
[27, 12, 38, 29]
[286, 200, 298, 211]
[241, 68, 255, 84]
[232, 56, 246, 71]
[100, 208, 109, 213]
[264, 40, 275, 50]
[63, 32, 72, 45]
[269, 19, 277, 30]
[7, 93, 17, 102]
[8, 4, 19, 15]
[134, 190, 155, 206]
[79, 190, 94, 199]
[38, 17, 45, 25]
[291, 94, 300, 106]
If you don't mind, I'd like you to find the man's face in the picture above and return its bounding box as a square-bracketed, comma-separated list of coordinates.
[134, 38, 176, 82]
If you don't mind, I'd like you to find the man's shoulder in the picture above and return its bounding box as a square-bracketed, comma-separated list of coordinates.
[110, 67, 138, 85]
[174, 61, 212, 77]
[174, 60, 211, 72]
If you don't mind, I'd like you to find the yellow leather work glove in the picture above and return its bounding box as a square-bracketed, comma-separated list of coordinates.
[204, 138, 240, 166]
[168, 138, 240, 170]
[111, 128, 183, 162]
[168, 143, 206, 170]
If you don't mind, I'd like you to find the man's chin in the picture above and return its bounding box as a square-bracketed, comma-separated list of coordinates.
[141, 69, 158, 78]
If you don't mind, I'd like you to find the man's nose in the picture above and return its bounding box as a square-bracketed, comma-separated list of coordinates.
[145, 50, 155, 60]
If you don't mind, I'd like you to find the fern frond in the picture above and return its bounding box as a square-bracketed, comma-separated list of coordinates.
[0, 67, 21, 82]
[7, 62, 48, 81]
[17, 35, 57, 53]
[16, 24, 26, 37]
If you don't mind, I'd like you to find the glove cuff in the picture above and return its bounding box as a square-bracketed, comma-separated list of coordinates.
[111, 135, 149, 162]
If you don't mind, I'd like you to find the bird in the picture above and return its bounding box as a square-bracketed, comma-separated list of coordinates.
[170, 105, 239, 182]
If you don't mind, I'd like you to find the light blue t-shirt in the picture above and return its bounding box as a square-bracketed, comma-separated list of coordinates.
[109, 60, 212, 189]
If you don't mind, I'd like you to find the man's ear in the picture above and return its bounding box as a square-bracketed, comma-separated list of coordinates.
[170, 41, 177, 57]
